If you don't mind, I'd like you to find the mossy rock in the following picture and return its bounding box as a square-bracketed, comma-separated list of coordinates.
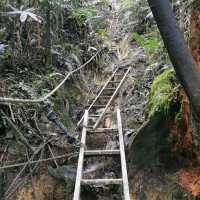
[128, 69, 182, 169]
[128, 113, 172, 169]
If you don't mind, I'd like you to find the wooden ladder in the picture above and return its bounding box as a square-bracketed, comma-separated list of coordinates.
[77, 66, 132, 129]
[73, 109, 130, 200]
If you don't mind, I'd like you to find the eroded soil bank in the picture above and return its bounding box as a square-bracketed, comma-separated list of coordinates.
[1, 0, 200, 200]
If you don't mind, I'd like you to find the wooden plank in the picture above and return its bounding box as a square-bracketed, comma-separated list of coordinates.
[117, 109, 130, 200]
[103, 88, 117, 90]
[77, 68, 118, 126]
[88, 113, 112, 118]
[87, 128, 118, 133]
[98, 96, 112, 98]
[88, 115, 101, 118]
[93, 67, 132, 129]
[109, 81, 121, 83]
[81, 178, 123, 185]
[84, 150, 120, 156]
[73, 110, 88, 200]
[86, 105, 106, 109]
[114, 74, 124, 76]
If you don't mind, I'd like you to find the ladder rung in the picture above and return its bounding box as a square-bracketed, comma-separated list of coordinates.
[104, 88, 116, 90]
[88, 115, 101, 118]
[114, 74, 124, 76]
[92, 105, 106, 107]
[109, 81, 121, 83]
[81, 178, 123, 185]
[88, 114, 112, 118]
[95, 128, 118, 131]
[87, 128, 118, 133]
[86, 126, 95, 129]
[99, 95, 112, 98]
[85, 150, 120, 156]
[87, 123, 95, 126]
[86, 105, 105, 108]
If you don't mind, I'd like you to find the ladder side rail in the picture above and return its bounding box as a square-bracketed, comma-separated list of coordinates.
[77, 68, 118, 126]
[117, 109, 131, 200]
[93, 67, 132, 129]
[73, 110, 88, 200]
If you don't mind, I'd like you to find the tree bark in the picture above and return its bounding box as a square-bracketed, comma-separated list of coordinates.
[147, 0, 200, 118]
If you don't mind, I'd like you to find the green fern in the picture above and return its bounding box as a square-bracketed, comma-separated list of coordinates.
[72, 7, 97, 26]
[132, 32, 160, 51]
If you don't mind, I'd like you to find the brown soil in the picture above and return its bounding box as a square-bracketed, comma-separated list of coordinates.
[15, 174, 67, 200]
[190, 10, 200, 69]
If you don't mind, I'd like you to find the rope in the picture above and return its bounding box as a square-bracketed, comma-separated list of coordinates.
[0, 50, 101, 104]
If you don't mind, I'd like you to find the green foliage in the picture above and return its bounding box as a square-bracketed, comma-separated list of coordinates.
[0, 45, 12, 60]
[191, 0, 200, 9]
[0, 117, 7, 129]
[72, 7, 97, 27]
[0, 28, 6, 40]
[132, 32, 160, 51]
[96, 28, 108, 37]
[145, 38, 160, 50]
[122, 0, 134, 9]
[149, 69, 177, 116]
[97, 0, 109, 5]
[132, 32, 146, 46]
[41, 88, 50, 97]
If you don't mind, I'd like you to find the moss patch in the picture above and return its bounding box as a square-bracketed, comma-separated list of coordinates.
[192, 0, 200, 10]
[149, 69, 178, 117]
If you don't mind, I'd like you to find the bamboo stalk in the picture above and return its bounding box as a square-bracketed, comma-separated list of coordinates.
[117, 109, 130, 200]
[73, 110, 88, 200]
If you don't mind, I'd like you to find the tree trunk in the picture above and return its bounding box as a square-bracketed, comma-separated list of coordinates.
[147, 0, 200, 118]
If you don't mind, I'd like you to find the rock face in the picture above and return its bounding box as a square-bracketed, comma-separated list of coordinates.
[128, 68, 177, 169]
[128, 113, 171, 169]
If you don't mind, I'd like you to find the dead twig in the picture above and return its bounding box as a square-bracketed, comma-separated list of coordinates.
[26, 148, 36, 200]
[4, 140, 49, 197]
[0, 145, 8, 164]
[47, 144, 58, 167]
[8, 103, 15, 122]
[5, 146, 45, 200]
[0, 152, 73, 170]
[1, 111, 34, 152]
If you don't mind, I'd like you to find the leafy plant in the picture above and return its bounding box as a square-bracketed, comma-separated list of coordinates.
[132, 32, 146, 47]
[121, 0, 134, 10]
[132, 32, 160, 51]
[41, 88, 50, 97]
[72, 7, 97, 26]
[0, 117, 7, 129]
[191, 0, 200, 9]
[4, 5, 43, 23]
[145, 38, 160, 50]
[149, 69, 178, 116]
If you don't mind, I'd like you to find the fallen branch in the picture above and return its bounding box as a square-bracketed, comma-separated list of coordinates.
[0, 145, 8, 163]
[5, 145, 46, 200]
[4, 140, 50, 197]
[0, 152, 74, 170]
[26, 148, 37, 200]
[47, 144, 58, 167]
[1, 111, 34, 152]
